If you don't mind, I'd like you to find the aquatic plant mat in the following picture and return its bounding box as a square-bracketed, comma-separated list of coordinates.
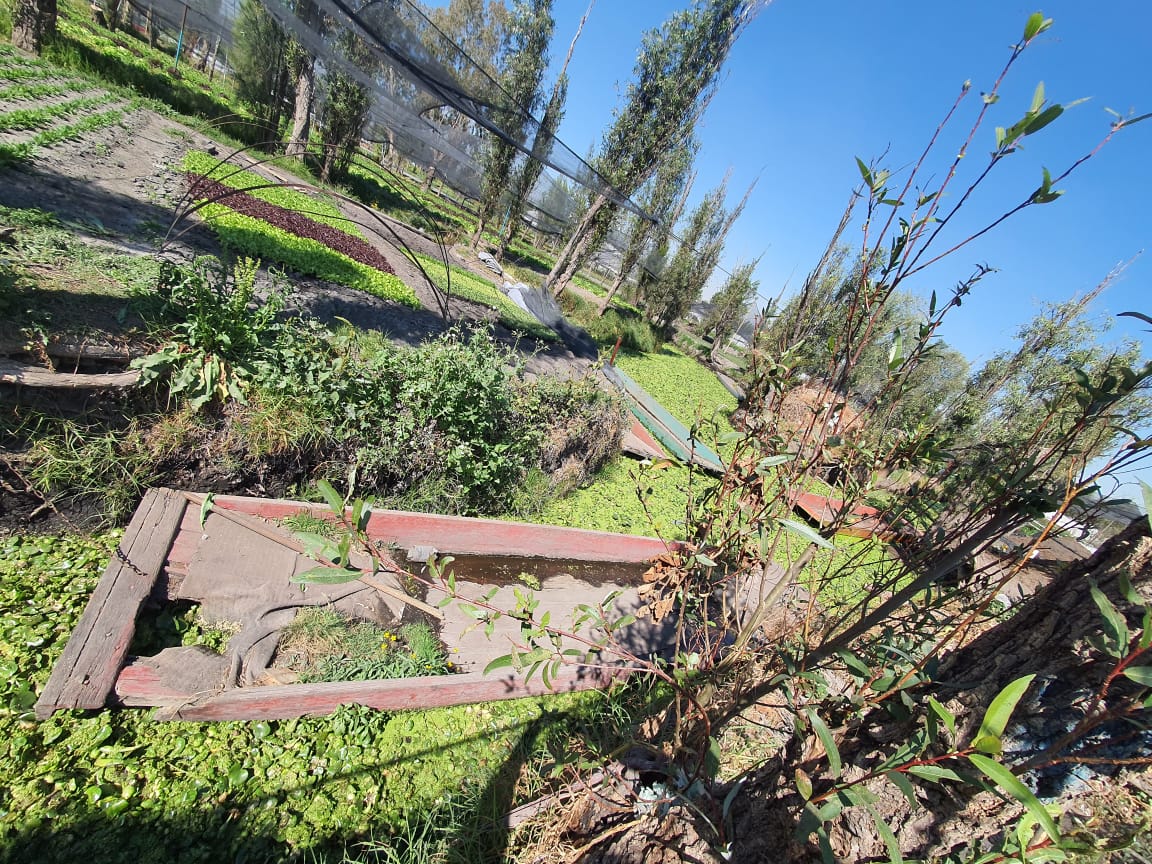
[35, 489, 679, 721]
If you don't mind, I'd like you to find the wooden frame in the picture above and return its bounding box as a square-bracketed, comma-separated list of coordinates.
[36, 489, 675, 721]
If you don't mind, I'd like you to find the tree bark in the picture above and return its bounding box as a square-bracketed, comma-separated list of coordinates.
[545, 194, 611, 296]
[596, 270, 626, 316]
[284, 57, 315, 159]
[11, 0, 56, 54]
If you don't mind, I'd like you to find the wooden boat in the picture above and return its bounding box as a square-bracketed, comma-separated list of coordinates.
[602, 363, 726, 475]
[36, 488, 681, 722]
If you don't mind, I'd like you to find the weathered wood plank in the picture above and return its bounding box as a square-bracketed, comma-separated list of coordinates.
[34, 488, 187, 717]
[0, 359, 140, 389]
[212, 495, 676, 562]
[139, 665, 633, 721]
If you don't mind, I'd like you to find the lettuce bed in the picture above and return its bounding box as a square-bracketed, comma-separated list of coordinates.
[183, 151, 358, 236]
[188, 174, 394, 275]
[195, 199, 418, 308]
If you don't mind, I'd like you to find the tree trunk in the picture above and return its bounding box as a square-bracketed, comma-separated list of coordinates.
[284, 57, 314, 159]
[596, 271, 626, 316]
[11, 0, 56, 54]
[545, 194, 611, 297]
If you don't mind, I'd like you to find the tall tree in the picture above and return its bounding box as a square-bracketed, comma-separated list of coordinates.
[11, 0, 56, 54]
[470, 0, 555, 249]
[496, 1, 591, 259]
[284, 0, 322, 159]
[944, 289, 1152, 503]
[318, 33, 374, 183]
[597, 137, 695, 315]
[643, 175, 752, 330]
[701, 260, 759, 362]
[544, 0, 755, 296]
[232, 0, 290, 143]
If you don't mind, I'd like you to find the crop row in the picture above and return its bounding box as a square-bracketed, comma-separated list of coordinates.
[188, 174, 398, 275]
[0, 107, 127, 166]
[411, 253, 555, 341]
[0, 81, 80, 102]
[194, 199, 419, 308]
[0, 93, 118, 133]
[0, 63, 59, 83]
[183, 150, 361, 237]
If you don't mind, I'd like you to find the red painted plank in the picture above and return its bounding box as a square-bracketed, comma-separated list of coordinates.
[35, 488, 187, 717]
[211, 495, 678, 562]
[127, 665, 634, 721]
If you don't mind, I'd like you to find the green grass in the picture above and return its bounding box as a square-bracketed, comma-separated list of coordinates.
[411, 253, 556, 341]
[0, 530, 646, 862]
[183, 150, 363, 237]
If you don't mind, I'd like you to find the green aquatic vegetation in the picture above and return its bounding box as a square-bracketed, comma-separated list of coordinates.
[0, 529, 638, 861]
[614, 346, 738, 437]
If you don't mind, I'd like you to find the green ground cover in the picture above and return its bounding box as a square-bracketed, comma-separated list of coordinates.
[614, 345, 738, 436]
[0, 528, 634, 861]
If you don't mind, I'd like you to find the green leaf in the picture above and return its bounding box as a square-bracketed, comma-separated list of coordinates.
[315, 479, 344, 516]
[863, 801, 903, 864]
[756, 454, 796, 472]
[794, 768, 813, 800]
[1122, 666, 1152, 686]
[779, 518, 835, 550]
[1091, 583, 1130, 655]
[291, 566, 360, 585]
[1140, 480, 1152, 531]
[1030, 81, 1045, 114]
[855, 156, 873, 188]
[905, 764, 962, 784]
[484, 655, 514, 674]
[198, 493, 215, 528]
[806, 708, 841, 778]
[227, 764, 250, 786]
[293, 531, 342, 563]
[1024, 104, 1063, 136]
[1023, 12, 1047, 41]
[704, 736, 722, 780]
[967, 753, 1060, 842]
[694, 553, 718, 568]
[928, 697, 957, 738]
[837, 650, 871, 679]
[974, 674, 1035, 754]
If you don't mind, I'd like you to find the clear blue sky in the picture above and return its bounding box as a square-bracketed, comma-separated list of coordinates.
[540, 0, 1151, 500]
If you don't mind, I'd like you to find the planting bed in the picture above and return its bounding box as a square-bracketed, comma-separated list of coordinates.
[36, 489, 677, 721]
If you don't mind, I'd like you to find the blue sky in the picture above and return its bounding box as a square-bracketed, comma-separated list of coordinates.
[539, 0, 1151, 498]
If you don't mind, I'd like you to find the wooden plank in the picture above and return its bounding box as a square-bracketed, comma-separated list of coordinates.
[131, 665, 633, 721]
[0, 359, 140, 389]
[34, 488, 187, 717]
[212, 495, 677, 562]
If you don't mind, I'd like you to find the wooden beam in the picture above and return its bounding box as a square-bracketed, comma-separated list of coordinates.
[0, 359, 140, 389]
[35, 488, 186, 717]
[112, 663, 634, 721]
[211, 495, 677, 562]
